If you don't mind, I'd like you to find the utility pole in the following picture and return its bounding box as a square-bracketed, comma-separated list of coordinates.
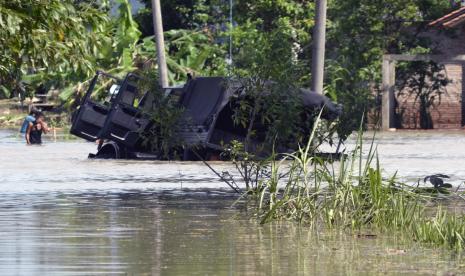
[151, 0, 169, 88]
[311, 0, 327, 94]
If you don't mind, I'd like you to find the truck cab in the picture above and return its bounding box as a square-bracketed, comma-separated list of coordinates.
[70, 71, 342, 160]
[71, 72, 227, 159]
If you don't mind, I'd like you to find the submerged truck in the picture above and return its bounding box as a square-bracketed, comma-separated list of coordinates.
[70, 71, 341, 160]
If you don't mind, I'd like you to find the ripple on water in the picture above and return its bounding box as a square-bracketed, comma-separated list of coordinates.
[0, 129, 464, 274]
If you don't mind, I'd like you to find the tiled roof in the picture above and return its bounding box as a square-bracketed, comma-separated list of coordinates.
[429, 6, 465, 28]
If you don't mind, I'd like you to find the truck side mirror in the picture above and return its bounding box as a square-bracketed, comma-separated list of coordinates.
[109, 84, 120, 96]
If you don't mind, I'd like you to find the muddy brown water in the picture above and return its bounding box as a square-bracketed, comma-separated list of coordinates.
[0, 129, 464, 275]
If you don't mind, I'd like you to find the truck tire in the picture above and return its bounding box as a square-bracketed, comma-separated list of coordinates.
[95, 142, 121, 159]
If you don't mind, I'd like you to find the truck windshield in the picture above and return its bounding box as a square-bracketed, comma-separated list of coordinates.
[88, 74, 121, 108]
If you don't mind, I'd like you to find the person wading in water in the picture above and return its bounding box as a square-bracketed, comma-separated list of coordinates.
[19, 108, 40, 136]
[26, 113, 49, 145]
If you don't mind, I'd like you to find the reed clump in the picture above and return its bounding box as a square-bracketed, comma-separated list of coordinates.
[242, 116, 465, 250]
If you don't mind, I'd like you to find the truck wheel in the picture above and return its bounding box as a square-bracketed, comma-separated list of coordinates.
[95, 142, 121, 159]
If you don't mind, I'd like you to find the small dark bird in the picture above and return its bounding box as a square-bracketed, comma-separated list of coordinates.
[424, 174, 452, 189]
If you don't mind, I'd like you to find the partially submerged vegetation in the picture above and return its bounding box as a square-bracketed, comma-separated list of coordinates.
[226, 115, 465, 250]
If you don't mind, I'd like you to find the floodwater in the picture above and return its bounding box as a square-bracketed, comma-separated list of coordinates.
[0, 129, 464, 275]
[359, 130, 465, 187]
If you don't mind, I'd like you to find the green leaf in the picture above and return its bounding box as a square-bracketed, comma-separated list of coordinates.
[0, 85, 11, 98]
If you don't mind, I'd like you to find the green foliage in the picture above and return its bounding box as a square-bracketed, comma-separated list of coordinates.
[226, 140, 274, 191]
[412, 208, 465, 250]
[136, 70, 185, 158]
[325, 0, 453, 132]
[234, 0, 314, 38]
[60, 0, 143, 107]
[135, 0, 228, 36]
[227, 20, 341, 156]
[2, 0, 457, 137]
[0, 85, 10, 98]
[231, 19, 304, 80]
[325, 60, 373, 141]
[0, 0, 112, 99]
[327, 0, 450, 68]
[115, 0, 142, 54]
[135, 29, 228, 84]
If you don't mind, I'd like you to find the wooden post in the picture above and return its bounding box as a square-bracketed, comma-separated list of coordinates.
[381, 57, 396, 130]
[462, 63, 465, 126]
[151, 0, 169, 88]
[389, 60, 396, 128]
[311, 0, 327, 94]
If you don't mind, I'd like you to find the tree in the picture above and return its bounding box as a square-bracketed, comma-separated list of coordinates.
[324, 0, 453, 136]
[135, 0, 228, 36]
[0, 0, 112, 99]
[132, 0, 454, 138]
[134, 29, 228, 83]
[227, 20, 339, 154]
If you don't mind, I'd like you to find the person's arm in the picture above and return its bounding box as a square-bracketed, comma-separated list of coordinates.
[41, 121, 50, 134]
[26, 122, 33, 145]
[26, 115, 35, 123]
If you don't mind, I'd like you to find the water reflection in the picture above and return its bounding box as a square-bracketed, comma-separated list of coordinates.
[0, 191, 463, 275]
[1, 129, 465, 274]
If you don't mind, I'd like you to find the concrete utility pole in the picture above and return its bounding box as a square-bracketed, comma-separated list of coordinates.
[381, 57, 396, 130]
[311, 0, 327, 94]
[151, 0, 169, 88]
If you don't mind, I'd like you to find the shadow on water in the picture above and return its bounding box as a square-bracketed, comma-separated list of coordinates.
[0, 190, 464, 275]
[1, 129, 465, 274]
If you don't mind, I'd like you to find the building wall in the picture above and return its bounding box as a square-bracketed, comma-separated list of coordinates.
[395, 25, 465, 129]
[396, 64, 463, 128]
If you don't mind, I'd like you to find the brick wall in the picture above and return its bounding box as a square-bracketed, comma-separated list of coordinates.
[395, 26, 465, 129]
[396, 64, 463, 128]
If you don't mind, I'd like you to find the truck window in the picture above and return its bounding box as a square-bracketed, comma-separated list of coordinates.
[88, 74, 121, 107]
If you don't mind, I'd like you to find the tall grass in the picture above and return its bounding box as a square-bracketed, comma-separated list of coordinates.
[245, 115, 465, 250]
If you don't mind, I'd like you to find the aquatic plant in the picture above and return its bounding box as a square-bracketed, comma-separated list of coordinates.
[234, 114, 465, 250]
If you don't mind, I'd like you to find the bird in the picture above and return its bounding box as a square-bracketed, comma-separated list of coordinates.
[423, 174, 452, 189]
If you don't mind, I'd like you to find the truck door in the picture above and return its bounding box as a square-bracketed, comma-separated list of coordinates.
[99, 74, 152, 149]
[70, 72, 121, 141]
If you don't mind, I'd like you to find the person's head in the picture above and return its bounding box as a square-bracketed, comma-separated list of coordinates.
[35, 113, 45, 123]
[30, 108, 41, 117]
